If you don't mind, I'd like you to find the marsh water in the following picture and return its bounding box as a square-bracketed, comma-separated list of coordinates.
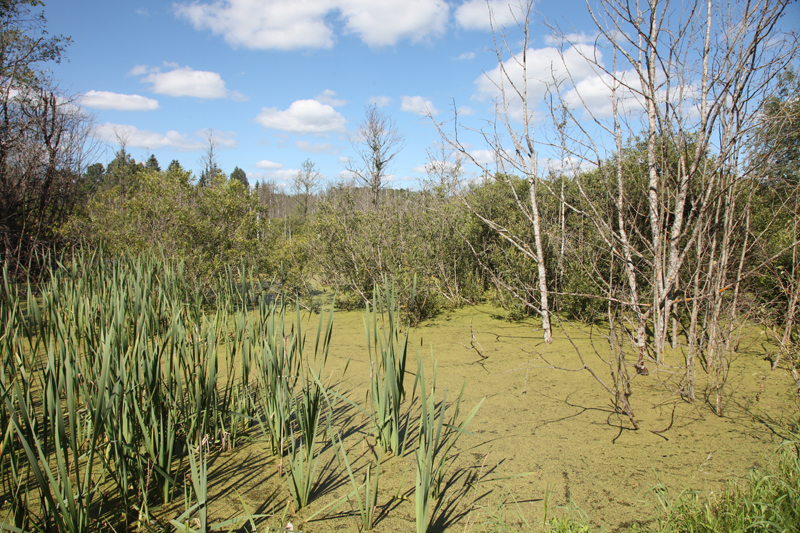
[168, 304, 796, 532]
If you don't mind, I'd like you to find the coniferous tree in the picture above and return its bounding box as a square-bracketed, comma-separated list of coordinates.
[230, 166, 248, 189]
[145, 154, 161, 173]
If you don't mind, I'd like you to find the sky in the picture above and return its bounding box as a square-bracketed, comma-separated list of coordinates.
[43, 0, 799, 190]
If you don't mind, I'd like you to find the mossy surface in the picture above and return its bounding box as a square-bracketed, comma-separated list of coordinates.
[174, 304, 796, 532]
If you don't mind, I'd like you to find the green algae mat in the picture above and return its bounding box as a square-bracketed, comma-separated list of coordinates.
[178, 304, 797, 532]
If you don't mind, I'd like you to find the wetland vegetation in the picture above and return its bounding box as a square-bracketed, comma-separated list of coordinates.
[1, 0, 799, 531]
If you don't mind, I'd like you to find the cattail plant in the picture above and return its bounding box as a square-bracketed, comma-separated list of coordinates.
[414, 354, 484, 533]
[334, 432, 382, 530]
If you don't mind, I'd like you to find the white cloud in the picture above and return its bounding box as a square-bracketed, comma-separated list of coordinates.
[369, 95, 393, 108]
[93, 123, 205, 151]
[255, 159, 284, 169]
[255, 99, 347, 134]
[138, 64, 245, 100]
[128, 65, 151, 76]
[295, 140, 339, 153]
[255, 168, 299, 185]
[458, 105, 475, 116]
[199, 129, 240, 149]
[455, 0, 523, 31]
[475, 45, 597, 103]
[315, 89, 347, 107]
[174, 0, 449, 50]
[337, 0, 449, 46]
[94, 124, 239, 151]
[474, 44, 600, 122]
[401, 95, 438, 116]
[81, 90, 159, 111]
[543, 32, 599, 46]
[456, 51, 476, 60]
[470, 149, 496, 166]
[562, 69, 643, 119]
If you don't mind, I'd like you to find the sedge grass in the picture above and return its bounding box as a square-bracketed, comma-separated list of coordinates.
[647, 436, 800, 533]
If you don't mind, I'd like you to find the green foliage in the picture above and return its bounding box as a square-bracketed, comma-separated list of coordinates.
[753, 70, 800, 186]
[461, 175, 556, 319]
[647, 438, 800, 533]
[310, 186, 480, 322]
[0, 0, 71, 89]
[230, 166, 248, 189]
[66, 167, 271, 287]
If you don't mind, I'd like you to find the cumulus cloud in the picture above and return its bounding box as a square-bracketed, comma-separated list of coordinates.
[470, 149, 496, 166]
[456, 51, 476, 60]
[128, 65, 152, 76]
[255, 100, 347, 134]
[411, 164, 428, 173]
[337, 0, 449, 46]
[201, 129, 240, 149]
[475, 45, 597, 103]
[81, 91, 159, 111]
[93, 123, 205, 151]
[401, 95, 438, 116]
[455, 0, 523, 30]
[174, 0, 449, 50]
[315, 89, 347, 107]
[136, 64, 245, 100]
[543, 31, 599, 46]
[369, 95, 393, 108]
[255, 159, 284, 169]
[474, 44, 601, 121]
[562, 69, 643, 119]
[295, 140, 338, 153]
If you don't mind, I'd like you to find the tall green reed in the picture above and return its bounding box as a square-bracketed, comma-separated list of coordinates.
[365, 281, 413, 456]
[334, 432, 382, 530]
[415, 354, 484, 533]
[254, 295, 334, 510]
[0, 248, 293, 530]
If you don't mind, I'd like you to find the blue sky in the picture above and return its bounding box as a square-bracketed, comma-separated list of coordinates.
[43, 0, 799, 190]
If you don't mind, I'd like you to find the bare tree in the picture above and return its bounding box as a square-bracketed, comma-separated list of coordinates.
[291, 158, 321, 215]
[0, 1, 95, 276]
[347, 105, 404, 206]
[433, 0, 553, 344]
[546, 0, 797, 412]
[423, 142, 463, 195]
[198, 129, 223, 187]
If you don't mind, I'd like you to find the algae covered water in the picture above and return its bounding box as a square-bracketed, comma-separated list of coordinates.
[195, 304, 796, 532]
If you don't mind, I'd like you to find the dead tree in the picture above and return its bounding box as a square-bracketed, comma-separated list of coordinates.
[347, 105, 404, 207]
[548, 0, 797, 412]
[433, 0, 553, 344]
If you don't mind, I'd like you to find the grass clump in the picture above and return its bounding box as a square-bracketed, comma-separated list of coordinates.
[649, 437, 800, 532]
